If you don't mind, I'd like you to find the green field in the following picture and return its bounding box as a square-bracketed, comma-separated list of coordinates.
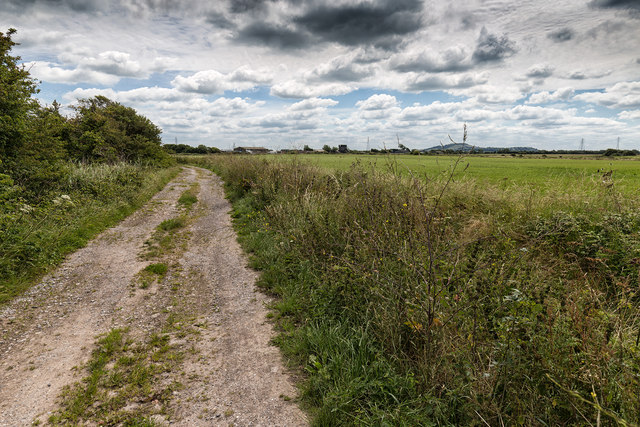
[274, 153, 640, 194]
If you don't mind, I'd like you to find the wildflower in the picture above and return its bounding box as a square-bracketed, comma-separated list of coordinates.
[590, 391, 597, 400]
[52, 194, 74, 206]
[402, 203, 407, 207]
[19, 204, 34, 214]
[404, 320, 423, 332]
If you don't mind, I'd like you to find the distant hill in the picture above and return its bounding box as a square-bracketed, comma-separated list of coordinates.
[423, 143, 539, 153]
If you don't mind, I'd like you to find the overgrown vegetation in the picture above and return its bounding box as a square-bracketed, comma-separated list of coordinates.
[186, 152, 640, 425]
[0, 28, 176, 302]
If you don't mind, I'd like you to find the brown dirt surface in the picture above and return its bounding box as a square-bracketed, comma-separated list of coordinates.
[0, 166, 307, 426]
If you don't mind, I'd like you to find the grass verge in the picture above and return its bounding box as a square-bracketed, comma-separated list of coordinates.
[186, 154, 640, 426]
[0, 163, 181, 305]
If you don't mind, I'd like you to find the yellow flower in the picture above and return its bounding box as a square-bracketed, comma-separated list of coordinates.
[404, 320, 423, 332]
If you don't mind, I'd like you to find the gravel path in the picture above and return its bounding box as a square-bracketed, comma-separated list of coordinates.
[0, 166, 306, 426]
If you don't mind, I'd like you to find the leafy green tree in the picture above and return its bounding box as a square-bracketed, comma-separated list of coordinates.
[0, 28, 38, 163]
[0, 29, 69, 197]
[163, 143, 221, 154]
[68, 96, 169, 165]
[13, 102, 69, 195]
[195, 144, 209, 154]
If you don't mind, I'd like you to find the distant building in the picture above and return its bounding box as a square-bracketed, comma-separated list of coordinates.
[233, 146, 271, 154]
[389, 147, 410, 154]
[338, 144, 348, 153]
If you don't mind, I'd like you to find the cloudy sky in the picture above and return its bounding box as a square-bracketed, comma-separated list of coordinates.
[2, 0, 640, 150]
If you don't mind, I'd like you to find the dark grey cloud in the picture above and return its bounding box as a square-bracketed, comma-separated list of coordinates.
[526, 64, 554, 78]
[229, 0, 270, 14]
[460, 14, 479, 30]
[293, 0, 423, 49]
[587, 20, 627, 38]
[310, 67, 372, 82]
[547, 27, 574, 42]
[567, 71, 586, 80]
[443, 6, 479, 31]
[231, 0, 424, 51]
[205, 12, 236, 29]
[0, 0, 102, 13]
[404, 73, 485, 91]
[236, 23, 310, 49]
[472, 27, 517, 63]
[307, 57, 376, 82]
[564, 69, 612, 80]
[589, 0, 640, 10]
[390, 28, 517, 76]
[390, 47, 472, 73]
[393, 60, 470, 73]
[353, 49, 391, 64]
[589, 0, 640, 18]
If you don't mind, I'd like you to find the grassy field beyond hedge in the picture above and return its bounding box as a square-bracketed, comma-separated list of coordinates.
[280, 153, 640, 195]
[186, 153, 640, 426]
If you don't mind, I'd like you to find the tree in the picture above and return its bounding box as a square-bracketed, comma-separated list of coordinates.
[0, 28, 38, 162]
[0, 29, 68, 196]
[162, 143, 221, 154]
[12, 102, 69, 195]
[68, 96, 169, 164]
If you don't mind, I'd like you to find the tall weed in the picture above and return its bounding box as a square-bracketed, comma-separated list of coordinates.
[188, 153, 640, 425]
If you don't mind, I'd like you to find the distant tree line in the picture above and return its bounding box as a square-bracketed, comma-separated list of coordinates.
[162, 144, 220, 154]
[0, 28, 170, 200]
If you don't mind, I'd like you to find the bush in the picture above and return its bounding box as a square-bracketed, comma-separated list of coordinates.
[67, 96, 170, 165]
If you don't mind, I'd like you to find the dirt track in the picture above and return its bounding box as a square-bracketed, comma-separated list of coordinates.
[0, 167, 306, 426]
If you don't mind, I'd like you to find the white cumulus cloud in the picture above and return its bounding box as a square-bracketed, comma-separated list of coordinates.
[356, 94, 398, 110]
[172, 66, 272, 94]
[527, 87, 575, 104]
[574, 81, 640, 109]
[26, 61, 120, 85]
[289, 98, 339, 111]
[270, 81, 353, 99]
